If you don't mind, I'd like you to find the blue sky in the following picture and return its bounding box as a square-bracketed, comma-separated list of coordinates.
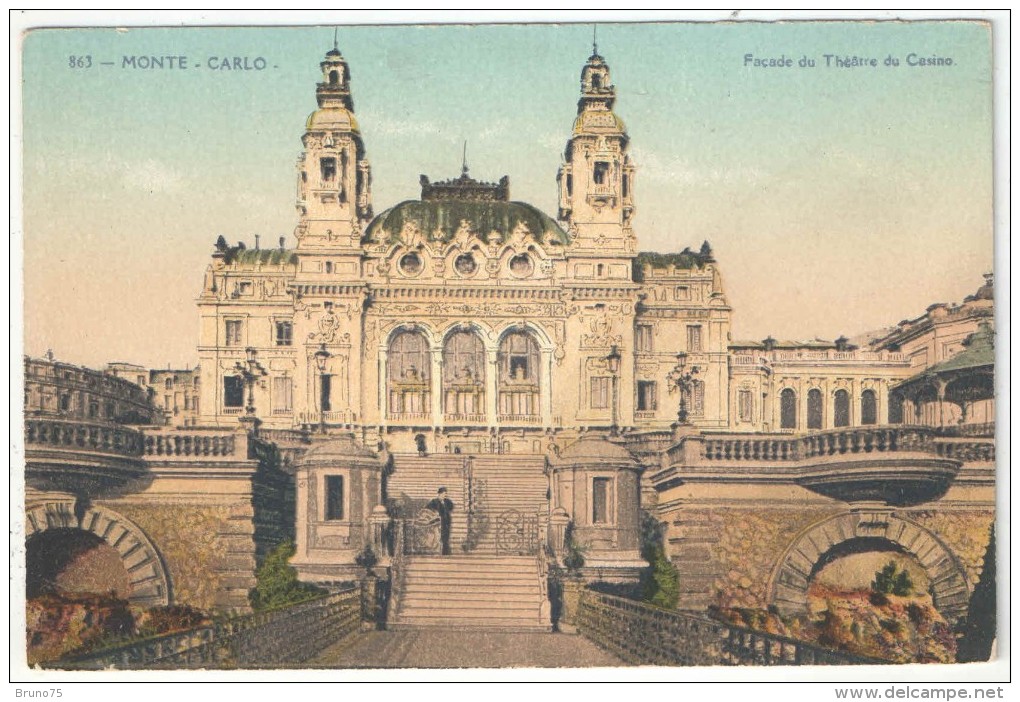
[21, 21, 993, 367]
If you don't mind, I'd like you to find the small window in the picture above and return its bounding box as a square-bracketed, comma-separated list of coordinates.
[590, 376, 610, 409]
[622, 174, 630, 198]
[225, 320, 243, 346]
[780, 388, 797, 429]
[675, 286, 691, 301]
[193, 377, 200, 388]
[592, 477, 611, 525]
[888, 394, 904, 424]
[509, 254, 534, 277]
[320, 157, 337, 182]
[454, 253, 477, 276]
[325, 261, 333, 274]
[689, 380, 705, 416]
[224, 376, 245, 408]
[88, 402, 99, 418]
[136, 375, 146, 386]
[637, 381, 657, 412]
[861, 390, 877, 426]
[738, 389, 754, 422]
[320, 374, 332, 412]
[164, 378, 173, 390]
[593, 161, 609, 185]
[104, 401, 115, 418]
[597, 263, 604, 277]
[399, 252, 423, 277]
[272, 376, 293, 413]
[636, 324, 654, 352]
[834, 390, 850, 427]
[807, 389, 823, 429]
[325, 476, 344, 521]
[275, 321, 293, 346]
[565, 174, 573, 197]
[687, 325, 703, 352]
[237, 281, 253, 295]
[58, 394, 71, 412]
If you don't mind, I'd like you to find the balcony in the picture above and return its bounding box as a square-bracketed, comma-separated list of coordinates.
[657, 425, 975, 508]
[24, 418, 147, 494]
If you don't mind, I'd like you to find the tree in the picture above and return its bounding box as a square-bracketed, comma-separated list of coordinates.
[248, 541, 326, 611]
[872, 560, 913, 597]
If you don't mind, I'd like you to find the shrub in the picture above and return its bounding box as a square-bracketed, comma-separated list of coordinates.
[138, 604, 209, 636]
[639, 513, 679, 609]
[248, 541, 327, 611]
[562, 522, 586, 572]
[354, 544, 378, 572]
[871, 561, 913, 597]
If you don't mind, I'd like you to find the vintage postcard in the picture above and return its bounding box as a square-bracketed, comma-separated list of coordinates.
[12, 11, 1005, 687]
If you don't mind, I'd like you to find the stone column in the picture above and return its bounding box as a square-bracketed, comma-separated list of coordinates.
[378, 348, 388, 428]
[541, 348, 553, 427]
[486, 349, 499, 426]
[431, 347, 444, 427]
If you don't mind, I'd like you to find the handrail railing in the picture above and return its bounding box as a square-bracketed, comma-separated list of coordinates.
[56, 587, 360, 670]
[576, 589, 883, 666]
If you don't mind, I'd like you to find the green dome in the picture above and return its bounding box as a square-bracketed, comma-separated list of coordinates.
[364, 200, 570, 246]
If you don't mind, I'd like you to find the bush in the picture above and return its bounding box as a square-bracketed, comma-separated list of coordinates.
[872, 561, 913, 597]
[138, 604, 209, 636]
[354, 544, 378, 572]
[248, 541, 327, 611]
[639, 513, 679, 609]
[562, 522, 586, 572]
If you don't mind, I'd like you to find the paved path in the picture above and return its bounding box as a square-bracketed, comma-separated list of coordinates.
[303, 629, 626, 668]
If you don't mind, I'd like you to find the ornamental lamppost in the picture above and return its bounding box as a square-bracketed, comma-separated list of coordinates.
[234, 347, 267, 433]
[606, 344, 622, 436]
[667, 351, 699, 425]
[314, 343, 331, 434]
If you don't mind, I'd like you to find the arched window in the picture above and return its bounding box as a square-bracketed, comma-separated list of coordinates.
[498, 331, 541, 421]
[329, 69, 339, 86]
[834, 389, 851, 427]
[807, 388, 823, 429]
[780, 389, 797, 429]
[387, 330, 430, 418]
[888, 393, 904, 424]
[442, 330, 486, 420]
[164, 378, 173, 390]
[861, 389, 878, 425]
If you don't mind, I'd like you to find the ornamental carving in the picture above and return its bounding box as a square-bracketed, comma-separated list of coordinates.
[314, 309, 350, 344]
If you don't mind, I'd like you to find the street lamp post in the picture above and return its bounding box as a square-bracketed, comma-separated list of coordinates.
[234, 347, 267, 434]
[314, 343, 331, 434]
[606, 345, 622, 436]
[667, 351, 700, 425]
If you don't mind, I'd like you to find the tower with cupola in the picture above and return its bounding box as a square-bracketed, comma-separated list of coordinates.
[294, 46, 373, 250]
[557, 46, 637, 256]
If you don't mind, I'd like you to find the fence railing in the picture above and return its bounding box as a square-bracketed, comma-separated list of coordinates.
[576, 590, 882, 667]
[56, 588, 360, 670]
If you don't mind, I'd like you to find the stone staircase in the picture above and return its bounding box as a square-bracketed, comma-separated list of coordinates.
[390, 554, 551, 631]
[387, 453, 549, 553]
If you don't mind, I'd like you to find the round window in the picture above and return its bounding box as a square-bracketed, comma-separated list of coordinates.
[399, 252, 423, 276]
[454, 253, 477, 276]
[509, 253, 534, 277]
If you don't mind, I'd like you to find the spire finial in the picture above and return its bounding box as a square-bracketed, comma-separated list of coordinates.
[333, 27, 338, 51]
[592, 24, 598, 55]
[461, 140, 469, 176]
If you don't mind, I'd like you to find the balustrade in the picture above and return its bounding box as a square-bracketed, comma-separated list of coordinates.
[699, 426, 939, 464]
[143, 432, 238, 458]
[25, 418, 145, 457]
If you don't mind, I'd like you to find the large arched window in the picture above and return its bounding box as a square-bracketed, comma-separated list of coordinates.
[807, 388, 823, 430]
[780, 388, 797, 429]
[498, 331, 541, 422]
[861, 389, 878, 425]
[388, 330, 430, 418]
[442, 330, 486, 421]
[834, 389, 851, 428]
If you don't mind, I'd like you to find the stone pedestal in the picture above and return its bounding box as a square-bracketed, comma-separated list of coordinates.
[558, 577, 585, 634]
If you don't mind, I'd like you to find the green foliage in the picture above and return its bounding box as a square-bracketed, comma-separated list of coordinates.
[562, 521, 586, 572]
[639, 512, 680, 609]
[871, 561, 914, 597]
[248, 541, 327, 611]
[367, 200, 568, 246]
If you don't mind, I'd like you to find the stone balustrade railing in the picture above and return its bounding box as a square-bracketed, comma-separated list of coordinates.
[56, 588, 360, 670]
[731, 350, 907, 364]
[575, 589, 880, 666]
[935, 438, 996, 463]
[143, 431, 240, 459]
[25, 418, 145, 458]
[685, 426, 950, 466]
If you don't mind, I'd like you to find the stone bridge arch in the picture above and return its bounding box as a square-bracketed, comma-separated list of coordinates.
[25, 501, 171, 607]
[768, 511, 971, 624]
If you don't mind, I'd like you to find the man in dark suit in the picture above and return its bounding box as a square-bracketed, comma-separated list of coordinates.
[426, 487, 454, 555]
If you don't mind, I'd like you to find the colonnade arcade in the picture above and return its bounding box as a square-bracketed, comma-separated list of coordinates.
[378, 322, 554, 428]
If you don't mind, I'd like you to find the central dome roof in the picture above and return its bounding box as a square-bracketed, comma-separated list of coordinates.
[364, 199, 570, 247]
